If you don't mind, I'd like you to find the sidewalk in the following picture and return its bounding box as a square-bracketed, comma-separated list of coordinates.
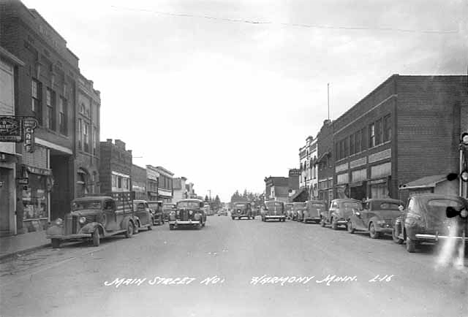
[0, 230, 50, 261]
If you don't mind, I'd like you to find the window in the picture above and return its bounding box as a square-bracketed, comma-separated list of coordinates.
[355, 130, 361, 153]
[383, 115, 392, 142]
[78, 119, 82, 150]
[59, 97, 67, 135]
[335, 143, 340, 161]
[361, 127, 367, 151]
[31, 80, 42, 125]
[93, 126, 97, 155]
[84, 123, 90, 152]
[46, 88, 56, 130]
[350, 134, 355, 155]
[344, 138, 348, 158]
[369, 123, 375, 148]
[375, 118, 383, 145]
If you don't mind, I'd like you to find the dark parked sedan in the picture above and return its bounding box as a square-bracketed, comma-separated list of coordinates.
[392, 194, 468, 253]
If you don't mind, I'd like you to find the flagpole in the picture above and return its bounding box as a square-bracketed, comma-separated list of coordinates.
[327, 83, 330, 120]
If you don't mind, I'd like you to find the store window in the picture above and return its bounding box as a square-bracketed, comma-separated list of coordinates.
[22, 173, 48, 232]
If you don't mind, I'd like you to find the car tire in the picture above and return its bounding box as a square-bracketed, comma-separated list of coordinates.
[369, 222, 380, 239]
[231, 217, 235, 220]
[320, 218, 325, 227]
[392, 227, 404, 244]
[125, 222, 134, 238]
[51, 238, 61, 249]
[331, 218, 338, 230]
[134, 221, 140, 234]
[148, 222, 153, 231]
[169, 224, 175, 230]
[406, 237, 416, 253]
[347, 220, 355, 234]
[92, 230, 100, 247]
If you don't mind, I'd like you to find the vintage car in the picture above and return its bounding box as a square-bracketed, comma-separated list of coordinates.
[392, 194, 468, 253]
[218, 209, 228, 216]
[347, 198, 404, 238]
[168, 199, 207, 230]
[321, 198, 363, 230]
[302, 200, 327, 224]
[162, 202, 177, 221]
[133, 200, 154, 232]
[147, 201, 165, 225]
[46, 192, 137, 248]
[285, 203, 294, 220]
[261, 201, 286, 222]
[231, 202, 254, 220]
[292, 202, 307, 222]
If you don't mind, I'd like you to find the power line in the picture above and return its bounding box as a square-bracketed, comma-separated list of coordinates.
[110, 5, 458, 34]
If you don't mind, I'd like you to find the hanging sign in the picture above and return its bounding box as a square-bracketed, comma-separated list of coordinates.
[0, 116, 23, 142]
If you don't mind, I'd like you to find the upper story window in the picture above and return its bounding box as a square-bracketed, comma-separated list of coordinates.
[355, 130, 361, 153]
[375, 118, 383, 145]
[369, 123, 375, 148]
[46, 88, 56, 131]
[59, 97, 67, 135]
[78, 119, 82, 150]
[31, 80, 42, 125]
[383, 115, 392, 142]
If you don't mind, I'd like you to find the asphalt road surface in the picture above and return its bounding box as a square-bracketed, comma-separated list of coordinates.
[1, 215, 467, 317]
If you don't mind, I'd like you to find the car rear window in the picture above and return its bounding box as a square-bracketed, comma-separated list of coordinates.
[378, 202, 401, 210]
[342, 202, 362, 210]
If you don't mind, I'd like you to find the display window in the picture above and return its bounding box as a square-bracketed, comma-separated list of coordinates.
[22, 173, 48, 232]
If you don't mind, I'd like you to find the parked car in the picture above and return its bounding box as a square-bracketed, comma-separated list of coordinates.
[303, 200, 327, 224]
[133, 200, 154, 232]
[285, 203, 294, 220]
[347, 198, 404, 238]
[161, 202, 177, 222]
[293, 202, 307, 222]
[168, 199, 207, 230]
[231, 202, 254, 220]
[261, 201, 286, 222]
[148, 201, 165, 225]
[392, 194, 468, 253]
[218, 209, 228, 216]
[46, 192, 136, 248]
[321, 198, 363, 230]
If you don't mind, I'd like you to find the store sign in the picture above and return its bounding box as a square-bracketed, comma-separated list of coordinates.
[23, 117, 38, 153]
[17, 178, 29, 185]
[0, 116, 23, 142]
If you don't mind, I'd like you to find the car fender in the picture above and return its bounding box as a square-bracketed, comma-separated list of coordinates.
[80, 223, 104, 234]
[46, 224, 63, 237]
[122, 216, 135, 230]
[368, 216, 381, 229]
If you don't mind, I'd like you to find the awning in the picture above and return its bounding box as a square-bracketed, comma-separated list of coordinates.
[290, 187, 306, 201]
[316, 151, 330, 164]
[399, 174, 447, 190]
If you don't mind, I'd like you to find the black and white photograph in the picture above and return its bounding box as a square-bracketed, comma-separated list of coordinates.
[0, 0, 467, 316]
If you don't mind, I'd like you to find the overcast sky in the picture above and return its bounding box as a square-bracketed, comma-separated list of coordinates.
[22, 0, 467, 202]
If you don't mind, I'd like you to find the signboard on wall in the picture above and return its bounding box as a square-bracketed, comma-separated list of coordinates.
[0, 116, 38, 153]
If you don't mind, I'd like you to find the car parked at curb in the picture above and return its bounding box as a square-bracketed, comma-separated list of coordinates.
[392, 194, 468, 253]
[161, 202, 176, 222]
[321, 198, 362, 230]
[347, 198, 404, 238]
[147, 201, 165, 225]
[261, 201, 286, 222]
[302, 200, 327, 224]
[46, 192, 136, 248]
[133, 200, 154, 232]
[168, 199, 207, 230]
[292, 202, 307, 222]
[285, 203, 294, 220]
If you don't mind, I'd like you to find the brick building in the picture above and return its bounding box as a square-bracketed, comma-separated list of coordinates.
[264, 176, 290, 202]
[145, 165, 174, 202]
[327, 74, 467, 203]
[316, 119, 334, 207]
[0, 0, 101, 233]
[131, 164, 147, 200]
[298, 136, 318, 199]
[99, 139, 132, 194]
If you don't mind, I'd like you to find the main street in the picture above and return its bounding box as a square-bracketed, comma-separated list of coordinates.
[1, 215, 467, 317]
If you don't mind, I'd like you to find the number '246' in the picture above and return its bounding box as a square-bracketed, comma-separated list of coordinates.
[369, 274, 394, 282]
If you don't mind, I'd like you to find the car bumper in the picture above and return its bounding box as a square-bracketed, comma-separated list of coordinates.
[265, 215, 286, 219]
[169, 220, 201, 225]
[415, 234, 468, 242]
[304, 217, 321, 222]
[46, 233, 92, 240]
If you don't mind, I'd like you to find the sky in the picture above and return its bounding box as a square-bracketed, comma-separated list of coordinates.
[21, 0, 468, 202]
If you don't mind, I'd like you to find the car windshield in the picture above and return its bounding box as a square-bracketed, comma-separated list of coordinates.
[377, 202, 401, 210]
[309, 203, 325, 208]
[177, 201, 200, 209]
[162, 204, 175, 210]
[266, 202, 283, 210]
[293, 203, 306, 208]
[71, 200, 102, 211]
[235, 203, 248, 208]
[342, 202, 362, 210]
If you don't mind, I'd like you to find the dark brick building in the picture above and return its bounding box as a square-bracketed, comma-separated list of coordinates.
[316, 119, 334, 206]
[0, 0, 100, 233]
[327, 74, 467, 203]
[99, 139, 132, 195]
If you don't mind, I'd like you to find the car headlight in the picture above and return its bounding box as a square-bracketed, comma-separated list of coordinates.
[189, 210, 193, 215]
[377, 220, 386, 225]
[194, 213, 201, 220]
[79, 216, 86, 224]
[55, 218, 63, 225]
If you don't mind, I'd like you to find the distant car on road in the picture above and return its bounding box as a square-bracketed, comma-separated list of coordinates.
[218, 209, 228, 216]
[321, 198, 362, 230]
[169, 199, 207, 230]
[147, 201, 165, 225]
[231, 202, 254, 220]
[392, 194, 468, 253]
[261, 201, 286, 222]
[133, 200, 154, 232]
[347, 198, 404, 238]
[302, 200, 327, 224]
[285, 203, 294, 220]
[292, 202, 307, 222]
[161, 202, 176, 222]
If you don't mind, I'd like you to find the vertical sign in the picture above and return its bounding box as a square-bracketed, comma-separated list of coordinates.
[23, 117, 38, 153]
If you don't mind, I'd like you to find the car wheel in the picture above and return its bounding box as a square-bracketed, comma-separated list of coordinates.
[347, 220, 355, 234]
[320, 218, 326, 227]
[406, 237, 416, 253]
[369, 222, 380, 239]
[134, 221, 140, 234]
[231, 216, 235, 220]
[392, 227, 404, 244]
[169, 224, 175, 230]
[331, 218, 338, 230]
[51, 239, 61, 249]
[125, 222, 134, 238]
[92, 230, 100, 246]
[148, 222, 153, 231]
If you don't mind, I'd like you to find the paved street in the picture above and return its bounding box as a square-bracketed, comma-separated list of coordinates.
[1, 215, 467, 317]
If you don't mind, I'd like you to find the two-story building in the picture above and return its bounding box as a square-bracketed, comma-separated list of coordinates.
[99, 139, 132, 194]
[172, 176, 187, 203]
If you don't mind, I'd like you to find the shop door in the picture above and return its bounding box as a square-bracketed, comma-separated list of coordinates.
[0, 168, 11, 232]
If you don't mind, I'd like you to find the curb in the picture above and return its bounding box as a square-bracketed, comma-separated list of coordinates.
[0, 243, 50, 262]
